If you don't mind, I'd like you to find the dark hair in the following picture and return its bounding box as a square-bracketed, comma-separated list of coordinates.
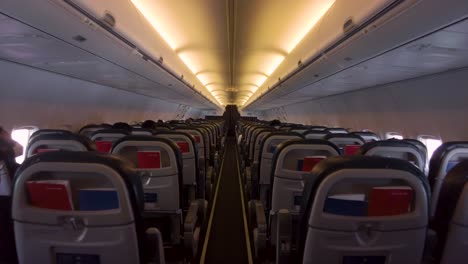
[112, 122, 132, 131]
[141, 120, 157, 130]
[270, 119, 281, 126]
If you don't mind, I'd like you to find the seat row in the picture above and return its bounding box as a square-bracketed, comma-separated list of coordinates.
[236, 120, 467, 264]
[0, 119, 225, 264]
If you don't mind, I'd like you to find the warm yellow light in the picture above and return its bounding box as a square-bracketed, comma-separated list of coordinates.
[131, 0, 222, 106]
[284, 0, 336, 53]
[263, 55, 285, 76]
[244, 0, 336, 105]
[131, 0, 178, 49]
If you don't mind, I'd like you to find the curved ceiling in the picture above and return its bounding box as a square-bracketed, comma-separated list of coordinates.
[131, 0, 336, 106]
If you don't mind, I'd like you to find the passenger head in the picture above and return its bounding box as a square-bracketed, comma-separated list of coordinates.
[270, 119, 282, 127]
[141, 120, 157, 130]
[112, 122, 132, 131]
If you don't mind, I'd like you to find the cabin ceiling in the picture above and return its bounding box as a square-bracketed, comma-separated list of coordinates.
[1, 0, 468, 111]
[69, 0, 336, 106]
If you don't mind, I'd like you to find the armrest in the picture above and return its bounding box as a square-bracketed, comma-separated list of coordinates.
[184, 201, 199, 233]
[145, 227, 165, 264]
[251, 162, 259, 199]
[184, 200, 204, 257]
[276, 209, 292, 264]
[248, 200, 268, 258]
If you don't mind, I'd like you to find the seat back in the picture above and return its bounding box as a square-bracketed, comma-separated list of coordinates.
[0, 140, 17, 263]
[26, 133, 95, 158]
[358, 140, 426, 172]
[112, 136, 182, 213]
[303, 130, 330, 140]
[324, 134, 365, 155]
[257, 132, 303, 203]
[12, 151, 145, 264]
[79, 124, 112, 138]
[428, 141, 468, 219]
[298, 156, 429, 264]
[432, 160, 468, 264]
[91, 129, 130, 153]
[269, 139, 340, 246]
[131, 128, 154, 136]
[111, 136, 183, 245]
[249, 127, 270, 162]
[154, 131, 201, 200]
[351, 131, 381, 142]
[28, 129, 72, 144]
[325, 128, 349, 134]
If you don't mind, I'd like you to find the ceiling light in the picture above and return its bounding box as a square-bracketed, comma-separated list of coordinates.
[131, 0, 221, 106]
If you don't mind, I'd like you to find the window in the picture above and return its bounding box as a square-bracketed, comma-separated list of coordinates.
[418, 135, 443, 163]
[11, 127, 37, 164]
[385, 132, 403, 140]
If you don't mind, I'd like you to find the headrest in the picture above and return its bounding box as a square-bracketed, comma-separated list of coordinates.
[324, 134, 365, 146]
[357, 140, 425, 170]
[29, 129, 72, 142]
[303, 130, 331, 138]
[351, 131, 380, 142]
[28, 133, 96, 153]
[428, 141, 468, 187]
[298, 155, 430, 260]
[431, 160, 468, 250]
[131, 128, 154, 136]
[91, 129, 131, 138]
[79, 124, 112, 134]
[112, 135, 183, 176]
[358, 139, 423, 155]
[325, 128, 349, 134]
[271, 139, 341, 183]
[14, 151, 144, 214]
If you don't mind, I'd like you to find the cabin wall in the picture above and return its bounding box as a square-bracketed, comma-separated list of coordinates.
[0, 60, 203, 132]
[261, 67, 468, 141]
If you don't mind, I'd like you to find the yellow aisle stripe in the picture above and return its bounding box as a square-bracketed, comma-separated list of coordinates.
[235, 145, 254, 264]
[200, 149, 226, 263]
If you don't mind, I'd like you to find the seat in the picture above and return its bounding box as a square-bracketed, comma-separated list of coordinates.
[132, 128, 155, 136]
[91, 129, 130, 153]
[175, 127, 215, 199]
[249, 139, 340, 259]
[324, 134, 365, 155]
[26, 133, 96, 158]
[12, 151, 166, 264]
[292, 156, 430, 264]
[254, 132, 304, 204]
[79, 124, 112, 138]
[358, 139, 426, 172]
[111, 135, 204, 258]
[431, 160, 468, 263]
[324, 127, 349, 134]
[351, 131, 381, 142]
[153, 131, 202, 201]
[0, 139, 18, 263]
[28, 129, 72, 145]
[303, 129, 330, 140]
[427, 141, 468, 219]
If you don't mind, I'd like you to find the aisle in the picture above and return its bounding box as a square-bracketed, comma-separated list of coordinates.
[200, 137, 252, 264]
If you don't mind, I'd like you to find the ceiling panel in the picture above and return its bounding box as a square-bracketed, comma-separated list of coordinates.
[0, 14, 211, 109]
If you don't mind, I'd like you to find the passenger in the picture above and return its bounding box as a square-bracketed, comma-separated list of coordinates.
[142, 120, 158, 130]
[0, 127, 21, 178]
[112, 122, 132, 131]
[269, 119, 281, 127]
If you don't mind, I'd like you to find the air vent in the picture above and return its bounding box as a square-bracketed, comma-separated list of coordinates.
[343, 18, 355, 34]
[102, 12, 116, 28]
[72, 35, 87, 42]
